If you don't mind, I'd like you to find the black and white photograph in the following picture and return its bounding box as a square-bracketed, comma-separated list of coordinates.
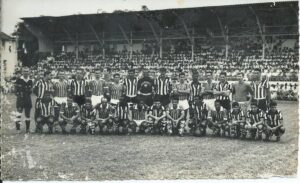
[0, 0, 299, 181]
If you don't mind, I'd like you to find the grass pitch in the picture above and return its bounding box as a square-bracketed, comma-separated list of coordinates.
[1, 94, 298, 180]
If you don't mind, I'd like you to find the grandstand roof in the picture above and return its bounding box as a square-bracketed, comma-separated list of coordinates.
[19, 1, 298, 43]
[0, 32, 13, 40]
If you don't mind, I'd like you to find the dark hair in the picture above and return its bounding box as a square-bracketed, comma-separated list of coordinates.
[232, 102, 239, 108]
[179, 72, 185, 76]
[113, 73, 120, 77]
[214, 99, 221, 104]
[219, 72, 227, 76]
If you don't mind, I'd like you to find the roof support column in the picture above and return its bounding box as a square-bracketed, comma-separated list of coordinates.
[159, 30, 163, 58]
[249, 6, 265, 59]
[102, 32, 105, 59]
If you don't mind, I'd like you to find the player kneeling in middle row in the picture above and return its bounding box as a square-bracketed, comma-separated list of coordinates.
[114, 96, 130, 134]
[207, 100, 229, 137]
[165, 96, 186, 137]
[129, 101, 149, 134]
[245, 101, 265, 140]
[264, 101, 285, 141]
[228, 102, 246, 139]
[188, 95, 208, 136]
[72, 99, 95, 134]
[95, 97, 115, 134]
[59, 97, 80, 134]
[144, 98, 167, 134]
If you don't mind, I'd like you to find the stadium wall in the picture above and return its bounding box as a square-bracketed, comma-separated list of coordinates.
[0, 38, 17, 77]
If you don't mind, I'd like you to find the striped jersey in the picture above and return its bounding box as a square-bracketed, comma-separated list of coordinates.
[34, 79, 54, 98]
[214, 81, 231, 100]
[109, 82, 124, 100]
[264, 110, 283, 127]
[246, 109, 265, 124]
[36, 99, 56, 117]
[229, 110, 245, 121]
[70, 79, 88, 96]
[210, 109, 228, 123]
[250, 80, 269, 99]
[189, 81, 202, 100]
[80, 105, 96, 119]
[167, 106, 184, 120]
[130, 105, 148, 120]
[95, 103, 114, 119]
[174, 82, 190, 100]
[154, 77, 171, 95]
[149, 106, 165, 117]
[123, 78, 138, 97]
[54, 80, 68, 97]
[60, 103, 80, 118]
[90, 79, 106, 96]
[115, 104, 128, 120]
[189, 102, 208, 120]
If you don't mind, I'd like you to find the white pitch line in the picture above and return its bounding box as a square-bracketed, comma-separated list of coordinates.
[25, 149, 35, 169]
[24, 134, 29, 141]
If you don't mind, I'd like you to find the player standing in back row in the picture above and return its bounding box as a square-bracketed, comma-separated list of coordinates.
[250, 69, 270, 112]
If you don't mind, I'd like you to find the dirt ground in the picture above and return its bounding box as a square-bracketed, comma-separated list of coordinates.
[0, 94, 298, 180]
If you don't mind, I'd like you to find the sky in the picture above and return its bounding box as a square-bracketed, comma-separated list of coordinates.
[1, 0, 295, 35]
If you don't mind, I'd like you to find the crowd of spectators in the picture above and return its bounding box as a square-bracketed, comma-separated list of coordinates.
[3, 37, 298, 101]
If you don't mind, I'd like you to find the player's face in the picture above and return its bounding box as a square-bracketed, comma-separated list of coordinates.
[114, 75, 120, 83]
[67, 99, 72, 107]
[154, 101, 161, 108]
[270, 105, 277, 112]
[232, 106, 240, 113]
[251, 105, 258, 111]
[219, 74, 226, 82]
[77, 72, 83, 80]
[86, 102, 92, 109]
[192, 75, 198, 81]
[95, 72, 101, 79]
[23, 69, 29, 78]
[252, 71, 260, 81]
[160, 71, 166, 77]
[206, 74, 212, 80]
[237, 74, 243, 81]
[179, 75, 185, 82]
[128, 71, 134, 78]
[44, 74, 50, 81]
[215, 102, 221, 110]
[172, 100, 178, 108]
[59, 74, 64, 80]
[143, 70, 149, 77]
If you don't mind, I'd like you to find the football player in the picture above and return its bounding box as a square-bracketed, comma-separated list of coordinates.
[208, 100, 229, 137]
[228, 102, 246, 139]
[129, 101, 149, 134]
[264, 101, 285, 141]
[188, 95, 208, 136]
[147, 97, 167, 134]
[95, 97, 115, 134]
[114, 96, 130, 134]
[35, 91, 57, 134]
[166, 95, 186, 136]
[58, 97, 80, 134]
[72, 98, 95, 134]
[245, 101, 265, 140]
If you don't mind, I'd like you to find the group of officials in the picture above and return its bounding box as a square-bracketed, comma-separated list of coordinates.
[11, 67, 285, 141]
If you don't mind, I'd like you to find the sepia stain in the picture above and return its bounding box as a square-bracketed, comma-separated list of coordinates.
[177, 0, 185, 6]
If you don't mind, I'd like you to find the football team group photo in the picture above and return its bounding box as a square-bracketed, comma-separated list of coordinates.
[0, 0, 298, 181]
